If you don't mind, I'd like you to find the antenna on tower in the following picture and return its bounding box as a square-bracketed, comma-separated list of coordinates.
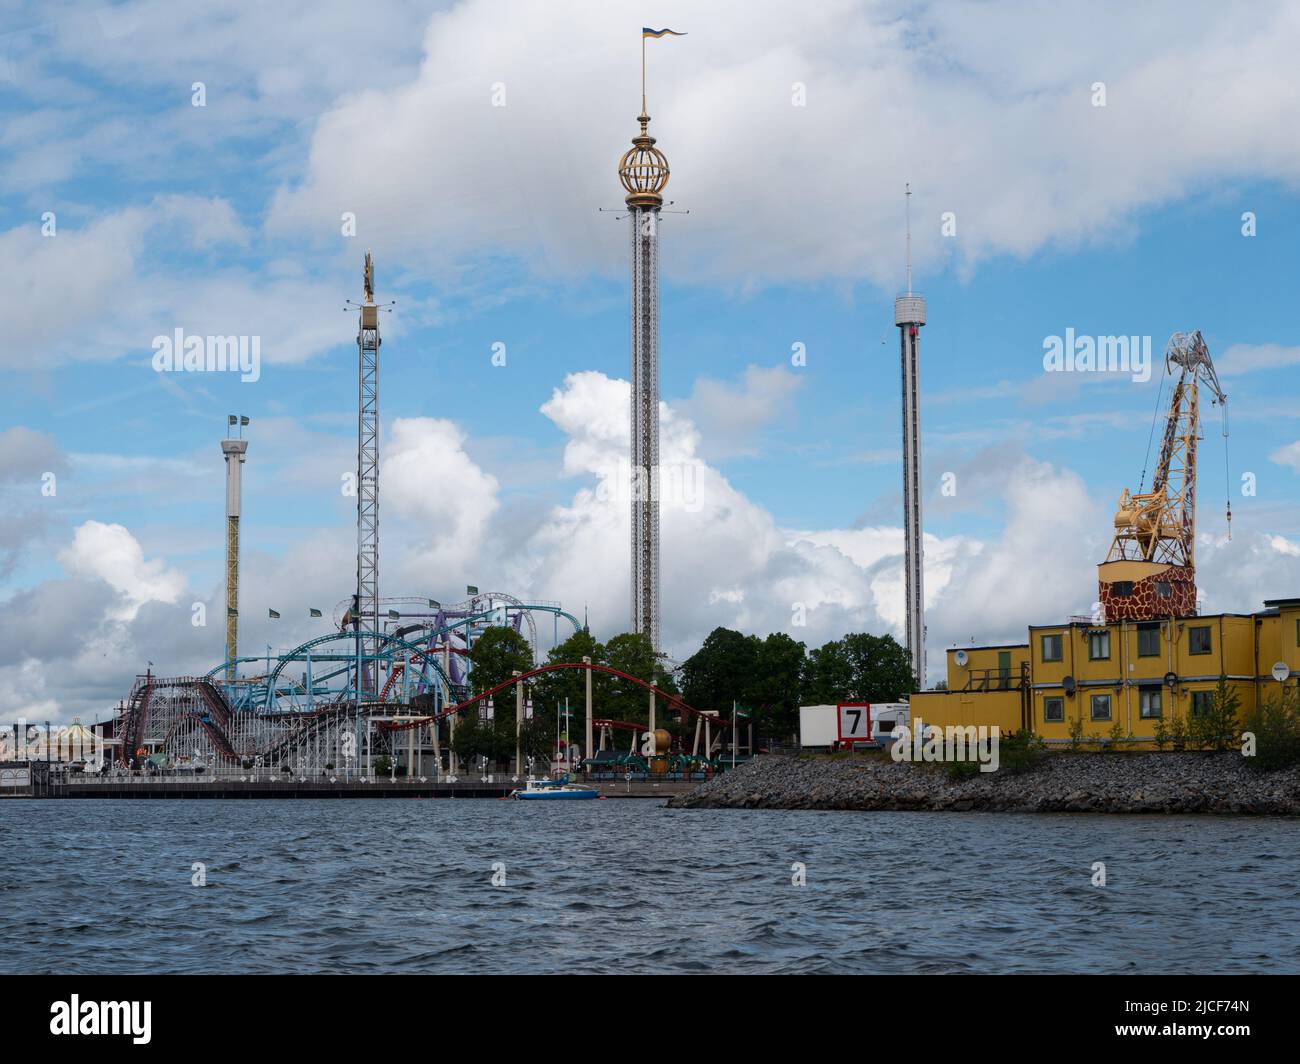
[905, 182, 913, 298]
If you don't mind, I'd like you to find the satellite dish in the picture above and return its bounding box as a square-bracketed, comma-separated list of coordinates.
[1063, 676, 1076, 696]
[1272, 662, 1291, 683]
[954, 649, 969, 667]
[1164, 671, 1178, 688]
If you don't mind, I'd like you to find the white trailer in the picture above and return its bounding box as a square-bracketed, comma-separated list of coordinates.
[798, 701, 921, 750]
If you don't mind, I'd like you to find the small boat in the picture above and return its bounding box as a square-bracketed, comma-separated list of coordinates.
[509, 775, 600, 800]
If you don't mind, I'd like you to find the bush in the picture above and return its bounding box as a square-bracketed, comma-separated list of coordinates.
[947, 758, 980, 780]
[1153, 716, 1170, 751]
[1067, 716, 1085, 751]
[1188, 676, 1240, 752]
[1105, 718, 1126, 752]
[1169, 714, 1189, 752]
[999, 728, 1045, 774]
[1243, 688, 1300, 772]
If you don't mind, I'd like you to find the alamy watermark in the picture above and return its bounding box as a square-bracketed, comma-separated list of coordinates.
[1042, 329, 1151, 383]
[890, 717, 1001, 772]
[152, 328, 261, 382]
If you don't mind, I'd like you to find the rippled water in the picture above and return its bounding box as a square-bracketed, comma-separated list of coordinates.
[2, 800, 1298, 974]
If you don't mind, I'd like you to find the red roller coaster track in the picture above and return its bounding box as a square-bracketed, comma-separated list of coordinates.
[378, 661, 730, 732]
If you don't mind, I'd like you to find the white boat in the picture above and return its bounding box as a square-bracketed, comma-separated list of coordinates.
[508, 775, 601, 801]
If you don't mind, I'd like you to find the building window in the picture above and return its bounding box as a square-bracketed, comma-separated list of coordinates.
[1112, 581, 1134, 597]
[1139, 687, 1162, 719]
[1156, 581, 1172, 599]
[1188, 626, 1212, 655]
[1090, 694, 1112, 721]
[1041, 633, 1063, 662]
[1137, 623, 1161, 657]
[1088, 630, 1110, 660]
[1190, 690, 1214, 718]
[1043, 697, 1064, 723]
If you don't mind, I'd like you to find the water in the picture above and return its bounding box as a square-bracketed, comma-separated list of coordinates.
[2, 800, 1297, 974]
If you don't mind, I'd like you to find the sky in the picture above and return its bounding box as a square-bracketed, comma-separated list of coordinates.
[3, 0, 1300, 724]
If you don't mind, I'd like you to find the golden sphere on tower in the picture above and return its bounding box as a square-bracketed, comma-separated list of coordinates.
[618, 114, 669, 208]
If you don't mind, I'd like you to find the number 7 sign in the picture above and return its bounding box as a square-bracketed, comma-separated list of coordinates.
[837, 702, 871, 744]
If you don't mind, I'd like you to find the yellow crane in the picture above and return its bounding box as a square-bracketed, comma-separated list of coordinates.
[1099, 330, 1228, 620]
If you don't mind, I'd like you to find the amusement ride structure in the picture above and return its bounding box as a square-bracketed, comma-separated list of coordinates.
[113, 239, 735, 776]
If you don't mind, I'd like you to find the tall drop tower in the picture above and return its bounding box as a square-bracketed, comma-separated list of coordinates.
[221, 415, 249, 679]
[356, 252, 381, 693]
[894, 185, 926, 686]
[617, 36, 675, 653]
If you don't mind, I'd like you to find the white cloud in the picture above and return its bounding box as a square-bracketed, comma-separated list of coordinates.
[679, 364, 803, 460]
[1271, 441, 1300, 474]
[383, 417, 501, 569]
[1217, 343, 1300, 377]
[58, 521, 187, 620]
[266, 0, 1300, 289]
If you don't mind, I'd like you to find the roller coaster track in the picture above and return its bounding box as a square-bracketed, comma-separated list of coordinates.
[116, 676, 235, 764]
[382, 661, 731, 733]
[118, 663, 723, 768]
[119, 676, 152, 763]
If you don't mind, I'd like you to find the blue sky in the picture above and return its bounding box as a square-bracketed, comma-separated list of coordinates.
[3, 0, 1300, 721]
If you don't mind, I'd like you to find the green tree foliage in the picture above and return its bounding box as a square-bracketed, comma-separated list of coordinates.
[682, 628, 808, 740]
[681, 628, 758, 714]
[1188, 676, 1240, 752]
[801, 639, 853, 705]
[745, 632, 806, 737]
[532, 628, 601, 718]
[801, 633, 915, 705]
[468, 626, 533, 699]
[1243, 687, 1300, 771]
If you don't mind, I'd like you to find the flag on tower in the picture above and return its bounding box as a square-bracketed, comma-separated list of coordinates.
[642, 27, 685, 37]
[268, 609, 280, 620]
[309, 608, 322, 618]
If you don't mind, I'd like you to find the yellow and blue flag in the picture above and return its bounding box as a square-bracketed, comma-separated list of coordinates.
[642, 27, 686, 38]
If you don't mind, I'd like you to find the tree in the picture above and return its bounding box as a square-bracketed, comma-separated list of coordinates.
[468, 626, 533, 700]
[533, 628, 601, 720]
[681, 627, 759, 716]
[742, 632, 806, 738]
[1188, 676, 1240, 752]
[602, 631, 670, 725]
[1243, 687, 1300, 771]
[840, 632, 916, 702]
[801, 639, 854, 705]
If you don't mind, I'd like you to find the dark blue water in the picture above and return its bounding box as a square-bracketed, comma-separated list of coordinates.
[2, 800, 1297, 974]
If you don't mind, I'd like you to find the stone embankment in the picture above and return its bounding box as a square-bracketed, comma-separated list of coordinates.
[666, 753, 1300, 814]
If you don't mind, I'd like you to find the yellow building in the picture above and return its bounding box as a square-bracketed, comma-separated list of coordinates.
[911, 598, 1300, 743]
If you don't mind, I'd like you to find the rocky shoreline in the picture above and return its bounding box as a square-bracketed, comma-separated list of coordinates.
[665, 752, 1300, 815]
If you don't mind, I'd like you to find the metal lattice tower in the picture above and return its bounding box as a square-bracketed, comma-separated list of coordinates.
[894, 185, 926, 686]
[220, 417, 248, 681]
[356, 252, 381, 694]
[619, 111, 669, 653]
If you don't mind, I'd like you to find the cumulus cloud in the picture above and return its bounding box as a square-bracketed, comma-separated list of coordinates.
[679, 364, 803, 460]
[383, 417, 501, 569]
[58, 521, 187, 621]
[1218, 343, 1300, 377]
[267, 0, 1300, 288]
[1271, 441, 1300, 474]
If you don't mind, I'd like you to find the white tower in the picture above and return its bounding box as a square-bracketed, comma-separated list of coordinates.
[894, 186, 926, 687]
[221, 416, 249, 679]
